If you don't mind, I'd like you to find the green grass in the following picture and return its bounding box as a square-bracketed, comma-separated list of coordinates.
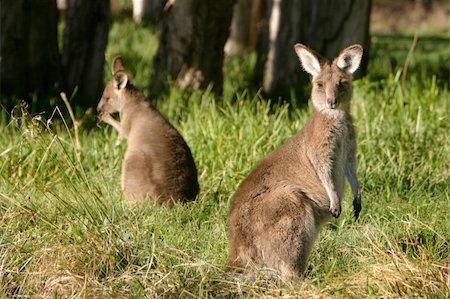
[1, 17, 449, 298]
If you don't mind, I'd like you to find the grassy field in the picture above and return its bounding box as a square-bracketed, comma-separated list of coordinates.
[1, 16, 449, 298]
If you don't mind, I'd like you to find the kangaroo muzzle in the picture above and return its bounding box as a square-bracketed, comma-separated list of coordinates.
[326, 98, 337, 109]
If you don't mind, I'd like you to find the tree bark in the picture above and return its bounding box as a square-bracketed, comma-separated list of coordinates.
[304, 0, 371, 79]
[254, 0, 308, 101]
[62, 0, 110, 107]
[151, 0, 235, 96]
[0, 0, 60, 104]
[225, 0, 265, 56]
[255, 0, 371, 102]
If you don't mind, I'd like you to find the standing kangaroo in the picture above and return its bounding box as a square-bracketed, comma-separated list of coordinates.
[97, 56, 199, 205]
[227, 44, 363, 278]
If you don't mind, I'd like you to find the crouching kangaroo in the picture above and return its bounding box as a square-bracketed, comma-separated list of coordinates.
[227, 44, 363, 279]
[97, 56, 199, 205]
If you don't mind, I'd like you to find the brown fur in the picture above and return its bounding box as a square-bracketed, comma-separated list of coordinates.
[227, 44, 363, 279]
[97, 57, 199, 205]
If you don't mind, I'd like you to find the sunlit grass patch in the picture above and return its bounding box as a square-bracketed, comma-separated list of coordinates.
[1, 16, 449, 297]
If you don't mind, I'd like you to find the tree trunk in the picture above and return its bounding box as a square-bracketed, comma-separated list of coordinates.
[62, 0, 110, 107]
[255, 0, 371, 102]
[0, 0, 60, 105]
[304, 0, 371, 79]
[225, 0, 265, 56]
[151, 0, 235, 96]
[254, 0, 308, 101]
[132, 0, 164, 24]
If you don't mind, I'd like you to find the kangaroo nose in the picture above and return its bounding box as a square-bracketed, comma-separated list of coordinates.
[327, 98, 336, 109]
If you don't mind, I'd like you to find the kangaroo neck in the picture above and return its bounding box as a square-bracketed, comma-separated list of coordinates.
[314, 107, 350, 119]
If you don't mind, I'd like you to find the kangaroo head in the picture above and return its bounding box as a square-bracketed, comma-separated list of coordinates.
[97, 56, 129, 114]
[294, 44, 363, 112]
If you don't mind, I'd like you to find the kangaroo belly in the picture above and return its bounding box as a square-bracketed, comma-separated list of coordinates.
[122, 150, 155, 201]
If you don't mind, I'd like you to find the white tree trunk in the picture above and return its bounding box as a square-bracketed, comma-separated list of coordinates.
[132, 0, 164, 24]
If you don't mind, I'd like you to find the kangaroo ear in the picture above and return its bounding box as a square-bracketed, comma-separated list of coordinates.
[113, 71, 128, 90]
[336, 44, 363, 74]
[112, 56, 125, 75]
[294, 43, 322, 77]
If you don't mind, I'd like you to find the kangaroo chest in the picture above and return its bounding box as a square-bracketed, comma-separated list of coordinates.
[324, 113, 354, 198]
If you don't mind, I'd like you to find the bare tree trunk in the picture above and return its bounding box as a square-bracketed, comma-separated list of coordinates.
[255, 0, 371, 102]
[151, 0, 235, 96]
[57, 0, 121, 18]
[225, 0, 265, 56]
[109, 0, 121, 16]
[254, 0, 308, 100]
[304, 0, 371, 79]
[225, 0, 252, 56]
[132, 0, 164, 24]
[0, 0, 60, 105]
[62, 0, 110, 107]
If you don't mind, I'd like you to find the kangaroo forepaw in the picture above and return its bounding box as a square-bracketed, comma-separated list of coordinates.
[98, 112, 112, 123]
[353, 192, 361, 221]
[329, 204, 341, 218]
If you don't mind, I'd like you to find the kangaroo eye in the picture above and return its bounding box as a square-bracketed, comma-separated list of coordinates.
[338, 81, 347, 91]
[315, 82, 324, 89]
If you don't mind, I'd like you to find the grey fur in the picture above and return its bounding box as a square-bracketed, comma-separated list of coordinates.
[227, 44, 363, 279]
[97, 57, 199, 205]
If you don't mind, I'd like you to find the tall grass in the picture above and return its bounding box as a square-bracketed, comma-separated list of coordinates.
[1, 18, 449, 298]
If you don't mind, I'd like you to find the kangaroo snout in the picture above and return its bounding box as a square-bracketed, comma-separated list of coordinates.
[96, 97, 108, 113]
[327, 98, 337, 109]
[96, 102, 103, 113]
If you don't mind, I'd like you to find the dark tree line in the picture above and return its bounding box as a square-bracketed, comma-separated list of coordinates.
[0, 0, 60, 101]
[0, 0, 110, 111]
[1, 0, 371, 111]
[152, 0, 371, 101]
